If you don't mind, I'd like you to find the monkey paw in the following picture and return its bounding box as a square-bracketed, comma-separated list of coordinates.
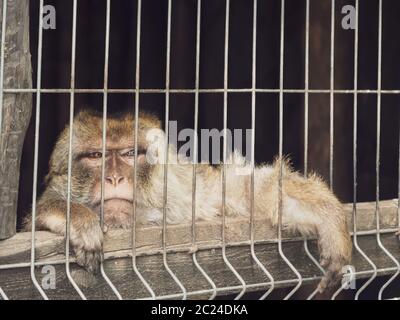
[317, 256, 346, 293]
[70, 221, 104, 273]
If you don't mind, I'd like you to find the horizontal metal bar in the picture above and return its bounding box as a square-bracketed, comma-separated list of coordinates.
[3, 88, 400, 94]
[3, 257, 395, 299]
[137, 265, 400, 300]
[1, 227, 398, 271]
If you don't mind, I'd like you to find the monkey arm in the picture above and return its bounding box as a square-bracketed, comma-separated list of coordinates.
[24, 189, 103, 273]
[251, 158, 352, 292]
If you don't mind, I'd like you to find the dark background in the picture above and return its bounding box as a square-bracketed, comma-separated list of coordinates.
[17, 0, 400, 227]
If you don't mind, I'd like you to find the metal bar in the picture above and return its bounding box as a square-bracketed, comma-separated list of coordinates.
[4, 88, 400, 94]
[375, 0, 400, 299]
[99, 0, 123, 300]
[304, 0, 325, 301]
[398, 72, 400, 301]
[329, 0, 349, 299]
[162, 0, 187, 299]
[2, 257, 399, 300]
[303, 1, 310, 178]
[221, 0, 247, 300]
[329, 0, 335, 190]
[132, 0, 156, 300]
[30, 0, 49, 300]
[191, 0, 217, 300]
[0, 287, 8, 300]
[65, 0, 87, 300]
[352, 0, 378, 300]
[250, 0, 275, 300]
[137, 265, 400, 300]
[398, 95, 400, 272]
[277, 0, 302, 300]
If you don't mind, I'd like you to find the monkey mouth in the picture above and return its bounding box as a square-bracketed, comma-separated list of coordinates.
[93, 198, 133, 207]
[105, 197, 133, 203]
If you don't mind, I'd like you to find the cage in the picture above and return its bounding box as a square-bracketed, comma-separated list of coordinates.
[0, 0, 399, 300]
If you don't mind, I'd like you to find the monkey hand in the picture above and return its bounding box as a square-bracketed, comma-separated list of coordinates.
[317, 255, 347, 293]
[316, 227, 352, 293]
[69, 208, 104, 273]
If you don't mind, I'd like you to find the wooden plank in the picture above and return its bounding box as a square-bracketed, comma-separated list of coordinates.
[0, 0, 33, 239]
[0, 199, 398, 265]
[0, 199, 399, 299]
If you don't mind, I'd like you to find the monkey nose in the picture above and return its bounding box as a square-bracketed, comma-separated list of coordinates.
[105, 174, 125, 187]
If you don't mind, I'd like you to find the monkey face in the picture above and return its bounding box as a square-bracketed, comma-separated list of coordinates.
[82, 148, 140, 203]
[47, 110, 161, 227]
[77, 146, 147, 227]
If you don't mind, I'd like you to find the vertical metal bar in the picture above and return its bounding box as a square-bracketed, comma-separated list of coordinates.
[99, 0, 123, 300]
[163, 0, 187, 299]
[250, 0, 275, 300]
[304, 0, 326, 300]
[329, 0, 335, 190]
[278, 0, 302, 300]
[191, 0, 218, 300]
[329, 0, 349, 299]
[0, 0, 7, 135]
[303, 1, 310, 177]
[398, 111, 400, 247]
[132, 0, 156, 300]
[30, 0, 49, 300]
[65, 0, 87, 300]
[375, 0, 400, 299]
[222, 0, 247, 300]
[352, 0, 377, 300]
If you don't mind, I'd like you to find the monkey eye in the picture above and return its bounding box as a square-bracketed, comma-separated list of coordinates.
[122, 149, 135, 157]
[87, 151, 103, 159]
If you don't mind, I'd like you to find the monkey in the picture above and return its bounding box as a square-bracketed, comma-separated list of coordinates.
[24, 109, 352, 293]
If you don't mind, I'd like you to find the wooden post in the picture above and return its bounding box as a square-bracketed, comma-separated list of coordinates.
[0, 0, 32, 239]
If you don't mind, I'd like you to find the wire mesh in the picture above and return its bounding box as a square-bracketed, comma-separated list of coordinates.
[0, 0, 399, 300]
